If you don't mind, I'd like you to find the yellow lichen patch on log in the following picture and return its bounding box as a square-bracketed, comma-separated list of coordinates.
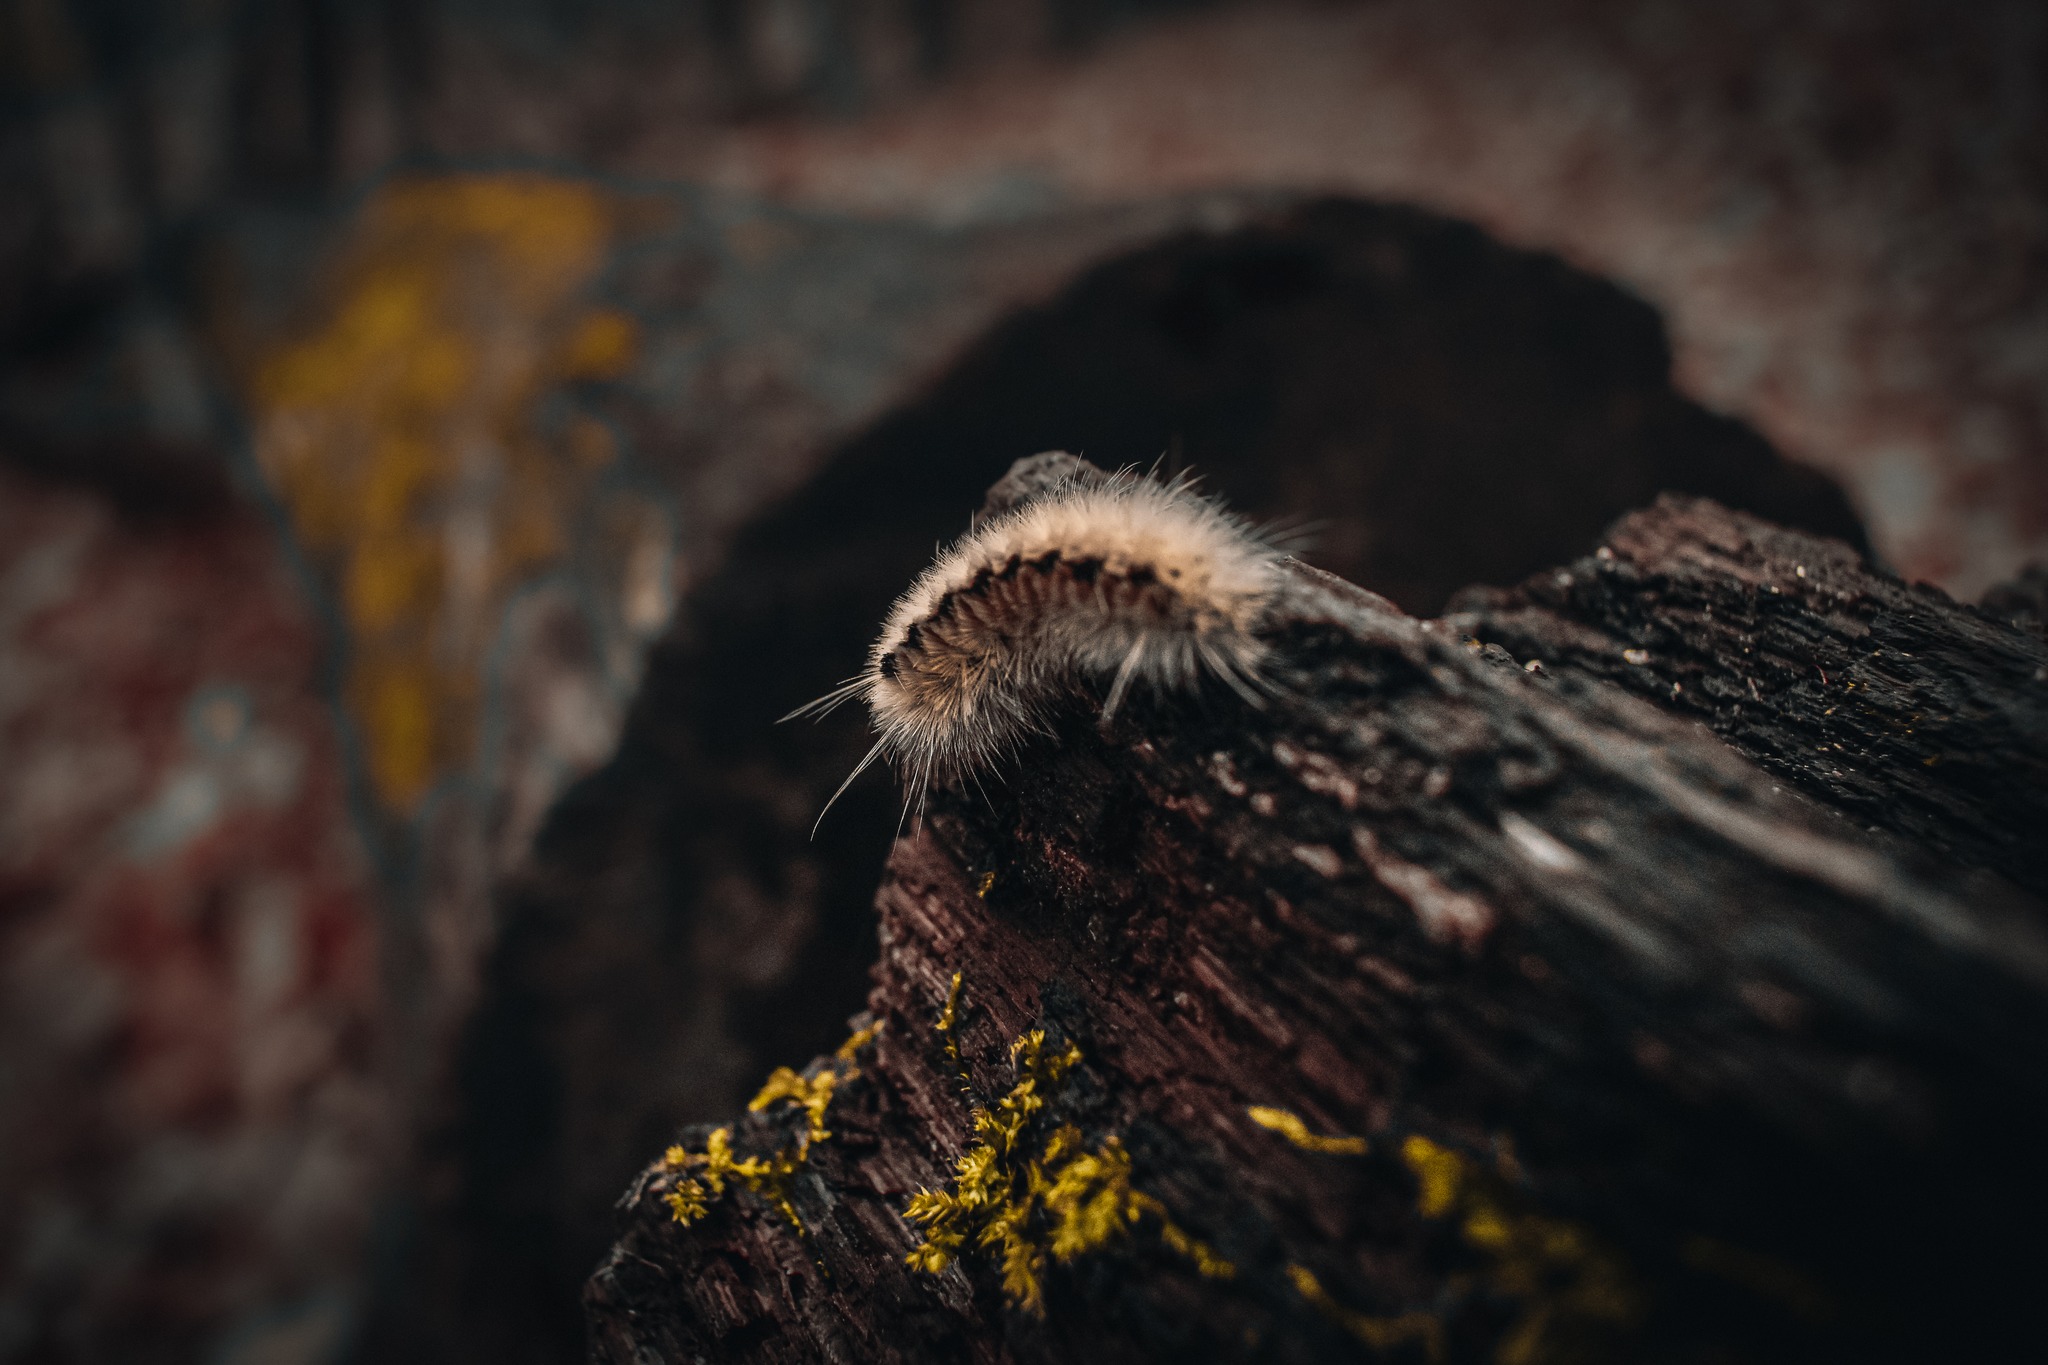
[1401, 1136, 1644, 1364]
[1247, 1105, 1370, 1156]
[656, 1021, 878, 1237]
[935, 969, 972, 1096]
[903, 982, 1233, 1316]
[748, 1066, 842, 1151]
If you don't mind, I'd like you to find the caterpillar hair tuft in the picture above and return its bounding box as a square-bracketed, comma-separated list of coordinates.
[788, 459, 1287, 827]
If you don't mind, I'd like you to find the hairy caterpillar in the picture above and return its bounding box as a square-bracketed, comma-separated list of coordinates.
[789, 458, 1287, 825]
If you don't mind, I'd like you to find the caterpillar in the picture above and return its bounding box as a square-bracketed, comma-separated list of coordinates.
[788, 459, 1288, 825]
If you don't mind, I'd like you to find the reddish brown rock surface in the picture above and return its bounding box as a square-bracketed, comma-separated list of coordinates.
[0, 463, 387, 1363]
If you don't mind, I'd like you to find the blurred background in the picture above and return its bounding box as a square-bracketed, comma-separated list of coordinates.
[1, 1, 2043, 1361]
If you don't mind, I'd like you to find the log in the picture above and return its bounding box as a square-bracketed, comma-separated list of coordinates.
[584, 459, 2048, 1364]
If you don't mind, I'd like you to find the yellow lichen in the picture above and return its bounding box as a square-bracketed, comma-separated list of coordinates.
[835, 1019, 883, 1062]
[936, 972, 965, 1046]
[1286, 1262, 1445, 1359]
[1405, 1133, 1467, 1219]
[903, 983, 1233, 1315]
[661, 1174, 711, 1225]
[242, 173, 638, 812]
[935, 969, 973, 1097]
[1248, 1105, 1371, 1156]
[748, 1066, 840, 1150]
[1400, 1136, 1643, 1364]
[661, 1125, 805, 1234]
[656, 1020, 878, 1236]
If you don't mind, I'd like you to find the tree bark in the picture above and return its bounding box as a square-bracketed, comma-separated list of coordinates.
[585, 464, 2048, 1364]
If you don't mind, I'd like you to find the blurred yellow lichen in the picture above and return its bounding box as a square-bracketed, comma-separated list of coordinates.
[242, 173, 638, 811]
[1286, 1262, 1445, 1359]
[903, 985, 1233, 1316]
[1401, 1135, 1643, 1364]
[656, 1019, 878, 1236]
[1247, 1105, 1371, 1156]
[835, 1018, 882, 1062]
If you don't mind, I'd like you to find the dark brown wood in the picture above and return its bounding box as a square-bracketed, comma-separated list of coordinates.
[585, 466, 2048, 1364]
[1445, 494, 2048, 898]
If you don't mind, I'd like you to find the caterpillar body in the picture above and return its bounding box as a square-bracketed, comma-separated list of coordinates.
[790, 460, 1287, 823]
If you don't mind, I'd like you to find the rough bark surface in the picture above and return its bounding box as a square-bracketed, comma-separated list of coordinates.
[1446, 495, 2048, 898]
[584, 465, 2048, 1364]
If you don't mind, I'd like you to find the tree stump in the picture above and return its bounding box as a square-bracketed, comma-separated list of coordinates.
[584, 458, 2048, 1364]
